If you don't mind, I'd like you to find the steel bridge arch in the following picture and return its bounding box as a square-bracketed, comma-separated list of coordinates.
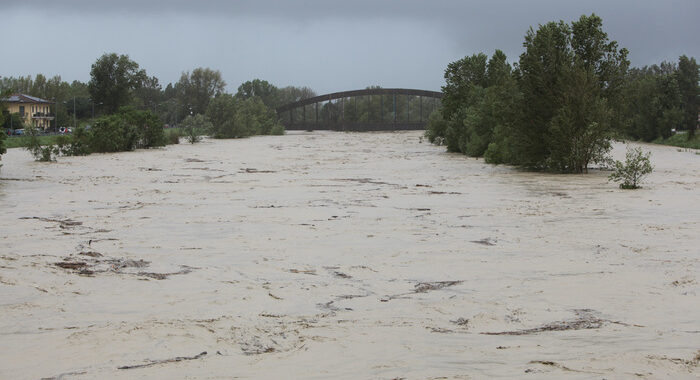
[276, 88, 443, 131]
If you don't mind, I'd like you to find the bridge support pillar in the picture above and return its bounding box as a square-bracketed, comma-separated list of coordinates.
[420, 96, 423, 122]
[407, 95, 410, 122]
[367, 95, 370, 121]
[354, 96, 357, 121]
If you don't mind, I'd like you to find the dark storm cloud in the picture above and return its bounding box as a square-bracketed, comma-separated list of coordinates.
[3, 0, 699, 94]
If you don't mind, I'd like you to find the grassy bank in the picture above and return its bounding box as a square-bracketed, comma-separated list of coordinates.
[4, 129, 197, 150]
[652, 133, 700, 150]
[5, 135, 63, 149]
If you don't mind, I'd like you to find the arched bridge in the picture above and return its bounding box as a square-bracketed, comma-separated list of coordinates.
[276, 88, 443, 131]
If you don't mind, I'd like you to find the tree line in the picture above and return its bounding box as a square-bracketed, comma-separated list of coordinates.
[0, 53, 318, 161]
[427, 14, 699, 173]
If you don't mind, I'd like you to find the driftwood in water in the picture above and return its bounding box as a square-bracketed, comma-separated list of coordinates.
[118, 351, 207, 370]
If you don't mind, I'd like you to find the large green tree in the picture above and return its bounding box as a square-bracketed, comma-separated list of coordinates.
[1, 112, 25, 131]
[176, 68, 226, 116]
[623, 64, 682, 141]
[513, 14, 629, 172]
[428, 14, 630, 173]
[277, 86, 316, 106]
[134, 75, 163, 112]
[206, 94, 239, 137]
[427, 50, 518, 157]
[676, 55, 699, 138]
[88, 53, 147, 114]
[235, 79, 279, 108]
[206, 93, 281, 138]
[236, 96, 280, 135]
[440, 53, 488, 121]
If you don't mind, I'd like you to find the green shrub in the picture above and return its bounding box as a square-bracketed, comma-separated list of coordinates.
[269, 124, 285, 135]
[136, 112, 166, 148]
[0, 129, 6, 157]
[25, 127, 58, 161]
[165, 129, 180, 145]
[88, 108, 163, 152]
[484, 142, 505, 164]
[609, 147, 653, 189]
[185, 127, 201, 144]
[180, 114, 213, 144]
[425, 109, 448, 145]
[62, 126, 91, 156]
[88, 114, 136, 152]
[207, 94, 281, 139]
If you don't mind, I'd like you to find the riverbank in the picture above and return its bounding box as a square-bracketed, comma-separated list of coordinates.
[652, 132, 700, 150]
[1, 131, 698, 379]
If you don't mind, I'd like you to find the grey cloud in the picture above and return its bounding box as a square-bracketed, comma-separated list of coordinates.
[2, 0, 698, 94]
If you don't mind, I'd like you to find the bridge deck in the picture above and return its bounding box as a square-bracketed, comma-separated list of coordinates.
[284, 122, 426, 132]
[276, 88, 441, 131]
[276, 88, 443, 113]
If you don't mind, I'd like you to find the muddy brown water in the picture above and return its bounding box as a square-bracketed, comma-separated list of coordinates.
[1, 131, 698, 379]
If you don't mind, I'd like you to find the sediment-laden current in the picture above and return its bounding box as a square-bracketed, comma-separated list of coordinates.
[0, 131, 698, 379]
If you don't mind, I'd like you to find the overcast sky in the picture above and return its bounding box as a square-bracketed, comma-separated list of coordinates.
[3, 0, 699, 94]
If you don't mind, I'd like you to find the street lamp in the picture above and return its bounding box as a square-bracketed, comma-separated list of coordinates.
[62, 101, 68, 131]
[88, 98, 102, 119]
[60, 98, 76, 131]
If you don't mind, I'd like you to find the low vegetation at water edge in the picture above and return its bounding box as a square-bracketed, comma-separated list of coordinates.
[652, 133, 700, 150]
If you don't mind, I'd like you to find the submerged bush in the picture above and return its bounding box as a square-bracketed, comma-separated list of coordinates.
[609, 146, 653, 189]
[88, 107, 164, 152]
[165, 129, 181, 145]
[180, 114, 212, 144]
[0, 123, 6, 164]
[269, 124, 285, 135]
[53, 127, 91, 156]
[25, 127, 58, 161]
[88, 114, 137, 152]
[185, 127, 201, 144]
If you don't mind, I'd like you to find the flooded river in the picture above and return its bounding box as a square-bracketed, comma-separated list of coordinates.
[1, 131, 698, 379]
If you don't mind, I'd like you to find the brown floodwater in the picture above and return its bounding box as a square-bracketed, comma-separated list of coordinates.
[0, 131, 698, 379]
